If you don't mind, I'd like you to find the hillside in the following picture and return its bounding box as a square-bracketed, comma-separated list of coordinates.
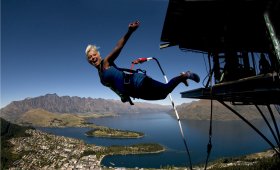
[1, 118, 34, 169]
[174, 99, 279, 121]
[0, 93, 170, 123]
[17, 108, 88, 127]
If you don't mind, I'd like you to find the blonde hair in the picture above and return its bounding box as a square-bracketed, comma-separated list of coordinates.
[85, 44, 100, 57]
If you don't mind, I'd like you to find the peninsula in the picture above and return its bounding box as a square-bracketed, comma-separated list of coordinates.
[85, 128, 144, 138]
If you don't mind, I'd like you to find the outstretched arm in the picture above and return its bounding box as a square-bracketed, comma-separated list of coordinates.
[103, 21, 140, 68]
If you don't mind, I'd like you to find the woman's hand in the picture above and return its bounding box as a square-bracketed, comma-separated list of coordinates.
[128, 21, 140, 32]
[104, 21, 140, 65]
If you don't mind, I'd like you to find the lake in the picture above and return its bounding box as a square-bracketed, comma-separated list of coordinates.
[38, 112, 277, 168]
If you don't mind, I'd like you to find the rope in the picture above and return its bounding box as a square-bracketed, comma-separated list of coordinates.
[219, 101, 280, 155]
[204, 68, 214, 170]
[204, 98, 213, 170]
[153, 58, 193, 170]
[255, 105, 280, 148]
[275, 105, 280, 116]
[131, 57, 193, 169]
[267, 105, 280, 146]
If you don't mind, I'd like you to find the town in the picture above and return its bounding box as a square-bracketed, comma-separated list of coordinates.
[8, 129, 105, 170]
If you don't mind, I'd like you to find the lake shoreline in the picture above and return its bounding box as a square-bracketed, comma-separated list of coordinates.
[36, 112, 278, 169]
[100, 148, 166, 167]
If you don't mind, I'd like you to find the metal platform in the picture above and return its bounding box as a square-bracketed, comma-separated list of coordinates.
[181, 72, 280, 105]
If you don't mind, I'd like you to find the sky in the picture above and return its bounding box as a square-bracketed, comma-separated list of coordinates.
[1, 0, 209, 108]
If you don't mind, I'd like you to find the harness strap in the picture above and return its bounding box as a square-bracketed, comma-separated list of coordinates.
[98, 60, 136, 105]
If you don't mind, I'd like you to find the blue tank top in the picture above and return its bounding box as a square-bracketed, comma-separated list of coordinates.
[99, 61, 146, 95]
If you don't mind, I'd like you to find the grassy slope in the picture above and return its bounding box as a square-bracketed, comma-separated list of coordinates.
[17, 108, 86, 127]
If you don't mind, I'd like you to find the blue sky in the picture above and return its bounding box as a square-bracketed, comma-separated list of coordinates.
[1, 0, 208, 108]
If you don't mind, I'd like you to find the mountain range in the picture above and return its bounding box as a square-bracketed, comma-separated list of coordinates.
[1, 93, 279, 126]
[174, 99, 278, 121]
[0, 93, 170, 124]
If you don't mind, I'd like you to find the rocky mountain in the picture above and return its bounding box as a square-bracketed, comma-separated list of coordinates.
[2, 94, 278, 125]
[0, 93, 170, 123]
[174, 99, 279, 121]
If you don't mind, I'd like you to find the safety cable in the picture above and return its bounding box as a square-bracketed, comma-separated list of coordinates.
[152, 57, 193, 170]
[255, 105, 280, 148]
[204, 68, 214, 170]
[219, 100, 280, 155]
[267, 105, 280, 146]
[204, 99, 213, 170]
[275, 105, 280, 116]
[159, 58, 193, 169]
[132, 57, 193, 169]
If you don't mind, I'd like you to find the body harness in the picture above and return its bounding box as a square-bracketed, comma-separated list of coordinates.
[98, 59, 146, 105]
